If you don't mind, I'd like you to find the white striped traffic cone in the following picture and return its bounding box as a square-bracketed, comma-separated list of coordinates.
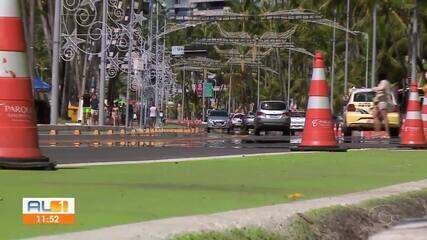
[0, 1, 54, 169]
[297, 52, 343, 151]
[400, 84, 426, 147]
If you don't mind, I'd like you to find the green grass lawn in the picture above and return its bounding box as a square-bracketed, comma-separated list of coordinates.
[1, 150, 427, 239]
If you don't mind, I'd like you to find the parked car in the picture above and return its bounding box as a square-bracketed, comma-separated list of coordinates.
[206, 110, 231, 133]
[243, 112, 256, 131]
[289, 111, 306, 135]
[230, 113, 245, 130]
[254, 101, 290, 136]
[344, 88, 400, 136]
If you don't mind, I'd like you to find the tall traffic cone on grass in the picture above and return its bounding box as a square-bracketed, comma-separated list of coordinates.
[422, 85, 427, 142]
[400, 84, 426, 148]
[0, 1, 55, 169]
[294, 52, 344, 151]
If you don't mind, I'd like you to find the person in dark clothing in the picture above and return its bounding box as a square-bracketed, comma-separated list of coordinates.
[90, 94, 99, 125]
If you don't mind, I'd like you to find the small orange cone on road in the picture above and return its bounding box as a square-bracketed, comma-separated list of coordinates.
[295, 52, 343, 151]
[401, 84, 426, 147]
[0, 1, 54, 169]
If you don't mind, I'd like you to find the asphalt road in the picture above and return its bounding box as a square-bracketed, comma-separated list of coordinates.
[39, 131, 402, 165]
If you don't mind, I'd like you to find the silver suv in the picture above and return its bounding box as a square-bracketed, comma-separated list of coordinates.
[254, 101, 290, 136]
[207, 110, 231, 133]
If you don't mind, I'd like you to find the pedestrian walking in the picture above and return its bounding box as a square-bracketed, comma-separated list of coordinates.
[149, 104, 157, 128]
[112, 103, 119, 126]
[90, 94, 99, 125]
[159, 110, 164, 126]
[373, 74, 392, 136]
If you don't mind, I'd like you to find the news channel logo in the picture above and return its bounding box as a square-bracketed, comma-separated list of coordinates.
[22, 198, 75, 225]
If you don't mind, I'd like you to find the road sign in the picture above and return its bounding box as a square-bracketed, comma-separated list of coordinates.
[172, 46, 185, 56]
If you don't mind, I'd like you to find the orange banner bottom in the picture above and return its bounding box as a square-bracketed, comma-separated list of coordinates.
[23, 214, 75, 225]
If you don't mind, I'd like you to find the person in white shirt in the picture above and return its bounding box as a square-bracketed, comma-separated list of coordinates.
[373, 74, 392, 135]
[149, 105, 157, 128]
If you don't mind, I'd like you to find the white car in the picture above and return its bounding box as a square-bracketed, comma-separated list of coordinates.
[231, 113, 244, 129]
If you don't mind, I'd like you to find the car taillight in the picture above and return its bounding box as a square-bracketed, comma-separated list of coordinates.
[347, 104, 356, 112]
[393, 105, 400, 112]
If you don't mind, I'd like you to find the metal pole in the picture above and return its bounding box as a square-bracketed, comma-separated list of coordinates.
[365, 33, 369, 88]
[50, 0, 61, 125]
[154, 2, 159, 126]
[287, 49, 291, 108]
[181, 69, 185, 120]
[344, 0, 350, 95]
[331, 8, 337, 112]
[98, 0, 108, 126]
[371, 2, 377, 87]
[146, 0, 153, 126]
[257, 48, 260, 108]
[125, 0, 135, 128]
[411, 0, 418, 86]
[228, 65, 232, 114]
[202, 68, 207, 121]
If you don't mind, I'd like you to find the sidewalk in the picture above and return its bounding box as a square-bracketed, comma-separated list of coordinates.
[28, 180, 427, 240]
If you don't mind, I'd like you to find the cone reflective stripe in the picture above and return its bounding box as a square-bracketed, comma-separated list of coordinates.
[0, 0, 54, 169]
[300, 52, 337, 148]
[400, 84, 426, 147]
[309, 69, 329, 96]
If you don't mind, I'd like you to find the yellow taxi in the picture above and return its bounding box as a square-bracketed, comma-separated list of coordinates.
[344, 88, 401, 136]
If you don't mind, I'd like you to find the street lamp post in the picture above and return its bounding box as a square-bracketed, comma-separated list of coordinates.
[125, 0, 135, 128]
[257, 54, 261, 108]
[344, 0, 350, 95]
[371, 2, 377, 87]
[50, 0, 61, 125]
[228, 65, 232, 114]
[331, 8, 337, 112]
[411, 0, 418, 86]
[354, 31, 370, 88]
[287, 49, 291, 108]
[99, 0, 108, 126]
[181, 69, 185, 120]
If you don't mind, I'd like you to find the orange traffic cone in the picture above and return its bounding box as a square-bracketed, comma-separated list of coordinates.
[0, 2, 55, 169]
[294, 52, 344, 151]
[421, 88, 427, 142]
[400, 84, 426, 148]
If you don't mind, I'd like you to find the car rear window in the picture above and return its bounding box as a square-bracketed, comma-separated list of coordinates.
[261, 102, 287, 110]
[209, 111, 228, 117]
[353, 92, 375, 102]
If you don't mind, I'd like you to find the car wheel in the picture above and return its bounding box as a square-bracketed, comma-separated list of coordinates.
[390, 128, 400, 137]
[254, 128, 261, 136]
[206, 128, 211, 133]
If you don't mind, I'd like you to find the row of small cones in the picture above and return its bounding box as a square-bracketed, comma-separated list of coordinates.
[49, 128, 201, 136]
[296, 52, 427, 151]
